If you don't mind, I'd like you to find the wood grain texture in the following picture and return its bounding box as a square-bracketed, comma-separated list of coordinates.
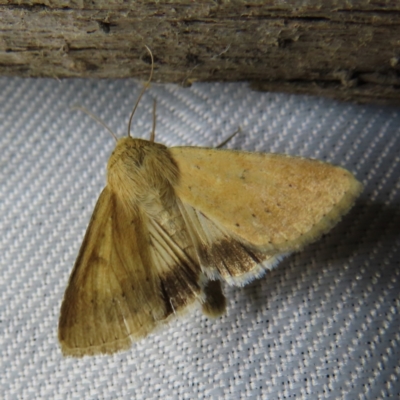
[1, 0, 400, 104]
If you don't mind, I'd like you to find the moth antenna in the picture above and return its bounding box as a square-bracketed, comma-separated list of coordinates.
[127, 45, 154, 137]
[71, 105, 118, 142]
[216, 126, 242, 148]
[150, 99, 157, 142]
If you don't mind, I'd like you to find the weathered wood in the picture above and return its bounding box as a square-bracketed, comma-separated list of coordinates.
[1, 1, 400, 104]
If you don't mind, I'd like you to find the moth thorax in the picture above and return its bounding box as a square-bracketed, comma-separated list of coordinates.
[107, 137, 180, 206]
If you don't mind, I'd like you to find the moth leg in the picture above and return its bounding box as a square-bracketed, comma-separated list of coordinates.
[216, 127, 241, 148]
[201, 279, 227, 317]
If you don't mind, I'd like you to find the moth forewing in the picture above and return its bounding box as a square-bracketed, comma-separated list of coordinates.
[59, 138, 208, 357]
[171, 147, 363, 252]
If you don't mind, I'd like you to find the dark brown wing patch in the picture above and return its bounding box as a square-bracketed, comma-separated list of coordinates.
[178, 201, 289, 286]
[147, 204, 203, 314]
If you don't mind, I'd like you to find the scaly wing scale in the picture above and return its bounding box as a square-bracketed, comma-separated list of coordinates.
[171, 147, 362, 285]
[171, 147, 362, 252]
[147, 209, 202, 313]
[59, 188, 139, 356]
[59, 187, 203, 357]
[178, 201, 287, 286]
[59, 187, 209, 357]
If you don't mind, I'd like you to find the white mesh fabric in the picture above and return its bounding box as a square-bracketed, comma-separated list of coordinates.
[0, 78, 399, 399]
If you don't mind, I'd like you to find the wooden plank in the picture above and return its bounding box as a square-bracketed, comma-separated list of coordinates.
[1, 1, 400, 104]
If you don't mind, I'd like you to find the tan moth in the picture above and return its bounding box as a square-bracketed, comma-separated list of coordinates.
[58, 49, 363, 357]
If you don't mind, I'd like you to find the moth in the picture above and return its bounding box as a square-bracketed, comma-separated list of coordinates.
[58, 52, 363, 357]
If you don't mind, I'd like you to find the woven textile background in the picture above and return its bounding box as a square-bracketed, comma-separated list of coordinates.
[0, 78, 399, 399]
